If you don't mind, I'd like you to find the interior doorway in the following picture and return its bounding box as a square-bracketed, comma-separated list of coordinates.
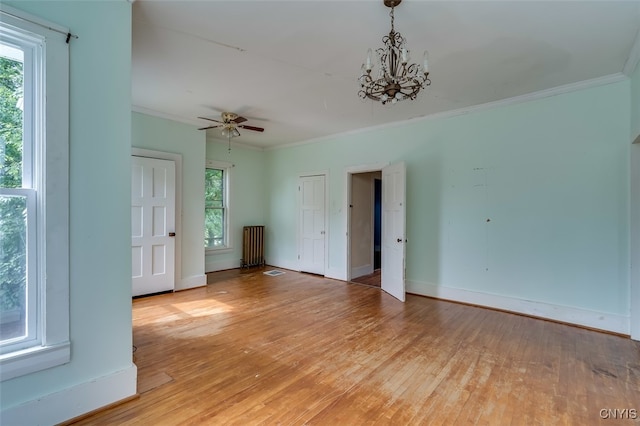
[346, 162, 407, 302]
[349, 171, 382, 287]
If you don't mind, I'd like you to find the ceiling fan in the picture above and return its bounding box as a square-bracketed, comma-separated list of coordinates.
[197, 112, 265, 136]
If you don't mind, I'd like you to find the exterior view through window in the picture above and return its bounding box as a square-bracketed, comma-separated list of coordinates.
[0, 44, 26, 344]
[205, 168, 225, 248]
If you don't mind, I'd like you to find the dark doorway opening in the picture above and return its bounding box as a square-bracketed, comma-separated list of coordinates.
[374, 178, 382, 270]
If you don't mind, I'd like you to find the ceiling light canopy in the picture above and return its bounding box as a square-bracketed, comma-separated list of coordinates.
[358, 0, 430, 105]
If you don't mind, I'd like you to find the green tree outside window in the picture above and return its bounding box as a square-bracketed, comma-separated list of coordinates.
[205, 168, 225, 247]
[0, 55, 27, 340]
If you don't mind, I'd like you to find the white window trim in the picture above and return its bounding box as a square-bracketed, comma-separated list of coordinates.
[0, 5, 70, 381]
[205, 159, 233, 254]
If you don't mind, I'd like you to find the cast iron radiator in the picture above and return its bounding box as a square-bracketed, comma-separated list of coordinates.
[241, 225, 265, 268]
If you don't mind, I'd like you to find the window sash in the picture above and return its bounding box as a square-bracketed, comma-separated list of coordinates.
[0, 23, 40, 353]
[205, 206, 226, 248]
[205, 162, 231, 251]
[0, 188, 38, 354]
[1, 19, 39, 191]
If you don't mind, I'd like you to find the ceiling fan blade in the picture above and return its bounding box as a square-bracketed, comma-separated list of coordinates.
[233, 116, 248, 124]
[238, 124, 264, 132]
[198, 116, 224, 124]
[198, 125, 222, 131]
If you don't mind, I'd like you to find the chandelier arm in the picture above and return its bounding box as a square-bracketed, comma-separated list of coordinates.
[358, 0, 429, 104]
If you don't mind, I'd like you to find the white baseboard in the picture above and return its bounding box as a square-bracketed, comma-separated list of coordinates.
[260, 259, 346, 281]
[266, 258, 300, 274]
[177, 274, 206, 291]
[351, 264, 373, 279]
[1, 363, 137, 426]
[407, 280, 630, 335]
[205, 258, 240, 273]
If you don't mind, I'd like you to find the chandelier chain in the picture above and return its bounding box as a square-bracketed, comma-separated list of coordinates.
[390, 6, 395, 33]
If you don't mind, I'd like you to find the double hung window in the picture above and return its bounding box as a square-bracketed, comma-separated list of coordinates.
[205, 160, 232, 251]
[0, 5, 70, 380]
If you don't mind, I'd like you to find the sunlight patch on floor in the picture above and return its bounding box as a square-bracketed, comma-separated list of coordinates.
[170, 299, 233, 317]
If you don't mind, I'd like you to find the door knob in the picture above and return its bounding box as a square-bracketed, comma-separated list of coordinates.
[169, 232, 176, 237]
[397, 238, 402, 243]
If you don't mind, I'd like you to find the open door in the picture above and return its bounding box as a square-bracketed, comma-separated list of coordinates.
[381, 162, 406, 302]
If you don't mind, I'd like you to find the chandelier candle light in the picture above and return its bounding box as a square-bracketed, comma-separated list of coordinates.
[358, 0, 430, 105]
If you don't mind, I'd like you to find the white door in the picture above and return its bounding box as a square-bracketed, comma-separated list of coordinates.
[381, 162, 406, 302]
[299, 175, 326, 275]
[131, 156, 176, 297]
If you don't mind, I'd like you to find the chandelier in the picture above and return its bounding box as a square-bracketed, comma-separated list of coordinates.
[358, 0, 430, 105]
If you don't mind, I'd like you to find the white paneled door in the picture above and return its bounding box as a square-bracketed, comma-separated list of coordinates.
[381, 162, 406, 302]
[299, 175, 326, 275]
[131, 156, 176, 297]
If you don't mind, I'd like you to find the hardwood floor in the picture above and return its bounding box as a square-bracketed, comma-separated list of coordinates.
[73, 269, 640, 425]
[351, 269, 381, 287]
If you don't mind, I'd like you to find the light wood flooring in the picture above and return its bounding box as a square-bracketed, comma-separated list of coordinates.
[72, 269, 640, 425]
[351, 269, 381, 287]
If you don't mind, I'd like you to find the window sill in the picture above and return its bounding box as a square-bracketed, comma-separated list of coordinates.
[206, 247, 233, 255]
[0, 341, 70, 381]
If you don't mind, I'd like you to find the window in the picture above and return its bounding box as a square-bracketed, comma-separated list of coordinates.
[0, 37, 33, 349]
[205, 160, 231, 251]
[0, 5, 70, 381]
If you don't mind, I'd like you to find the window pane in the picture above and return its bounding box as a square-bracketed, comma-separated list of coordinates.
[205, 207, 224, 248]
[0, 194, 27, 342]
[205, 168, 223, 208]
[0, 53, 24, 189]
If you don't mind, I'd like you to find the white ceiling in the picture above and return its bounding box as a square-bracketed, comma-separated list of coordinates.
[132, 0, 640, 149]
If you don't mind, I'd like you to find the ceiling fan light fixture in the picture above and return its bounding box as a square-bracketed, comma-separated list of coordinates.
[358, 0, 431, 105]
[221, 124, 240, 138]
[197, 112, 265, 152]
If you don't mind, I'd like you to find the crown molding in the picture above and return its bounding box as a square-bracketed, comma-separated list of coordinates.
[133, 105, 266, 151]
[135, 72, 628, 154]
[132, 105, 201, 127]
[623, 24, 640, 76]
[268, 72, 628, 152]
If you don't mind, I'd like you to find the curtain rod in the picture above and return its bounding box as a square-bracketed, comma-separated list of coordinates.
[1, 10, 78, 43]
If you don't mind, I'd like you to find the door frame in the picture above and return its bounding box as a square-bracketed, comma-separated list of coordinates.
[132, 148, 182, 289]
[297, 170, 329, 275]
[345, 163, 388, 282]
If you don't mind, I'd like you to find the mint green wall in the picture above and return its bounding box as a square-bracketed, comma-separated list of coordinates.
[630, 63, 640, 340]
[132, 112, 206, 286]
[632, 63, 640, 141]
[265, 81, 630, 316]
[205, 140, 266, 271]
[1, 0, 133, 409]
